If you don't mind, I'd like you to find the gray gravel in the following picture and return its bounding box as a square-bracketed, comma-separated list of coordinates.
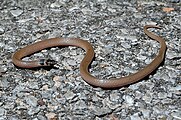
[0, 0, 181, 119]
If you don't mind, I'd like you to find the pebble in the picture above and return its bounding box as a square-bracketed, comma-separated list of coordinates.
[141, 109, 151, 118]
[8, 116, 19, 120]
[45, 113, 57, 120]
[37, 115, 47, 120]
[92, 106, 112, 116]
[28, 107, 40, 115]
[170, 85, 181, 95]
[73, 100, 87, 110]
[121, 42, 132, 49]
[171, 110, 181, 119]
[50, 1, 64, 8]
[0, 107, 5, 116]
[10, 9, 23, 17]
[67, 59, 77, 66]
[28, 81, 39, 90]
[167, 51, 181, 59]
[137, 54, 147, 61]
[170, 0, 180, 3]
[158, 92, 168, 99]
[123, 95, 134, 106]
[0, 117, 5, 120]
[64, 91, 76, 100]
[109, 91, 121, 102]
[26, 95, 38, 107]
[124, 67, 137, 74]
[0, 27, 5, 35]
[145, 58, 152, 65]
[142, 94, 152, 104]
[129, 113, 142, 120]
[127, 35, 138, 42]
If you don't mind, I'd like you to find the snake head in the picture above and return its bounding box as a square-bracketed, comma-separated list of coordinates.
[39, 59, 57, 67]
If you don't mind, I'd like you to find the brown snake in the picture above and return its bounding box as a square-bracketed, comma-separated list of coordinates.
[12, 25, 167, 88]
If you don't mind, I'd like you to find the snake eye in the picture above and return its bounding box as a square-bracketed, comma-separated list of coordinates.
[39, 59, 57, 66]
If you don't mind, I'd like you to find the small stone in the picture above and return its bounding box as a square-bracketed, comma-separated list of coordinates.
[112, 70, 122, 76]
[64, 91, 76, 100]
[141, 109, 151, 118]
[69, 50, 77, 56]
[8, 116, 19, 120]
[67, 59, 77, 66]
[50, 1, 64, 8]
[167, 51, 181, 59]
[129, 113, 142, 120]
[158, 92, 168, 99]
[171, 110, 181, 119]
[37, 114, 47, 120]
[28, 82, 39, 90]
[28, 107, 40, 115]
[124, 67, 137, 74]
[127, 36, 138, 42]
[45, 113, 57, 120]
[53, 76, 61, 87]
[145, 58, 153, 65]
[92, 95, 99, 102]
[109, 92, 121, 102]
[170, 85, 181, 91]
[129, 84, 139, 90]
[145, 21, 157, 26]
[123, 95, 134, 106]
[37, 99, 45, 106]
[69, 6, 80, 12]
[92, 106, 112, 116]
[10, 9, 23, 17]
[121, 42, 131, 49]
[142, 94, 152, 104]
[0, 107, 5, 116]
[157, 115, 167, 120]
[73, 100, 87, 110]
[26, 95, 38, 107]
[32, 118, 38, 120]
[0, 27, 5, 35]
[170, 0, 180, 3]
[137, 54, 147, 61]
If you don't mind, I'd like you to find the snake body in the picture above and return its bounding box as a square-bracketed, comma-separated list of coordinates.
[12, 25, 166, 88]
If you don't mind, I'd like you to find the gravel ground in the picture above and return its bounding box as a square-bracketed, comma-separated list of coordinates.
[0, 0, 181, 120]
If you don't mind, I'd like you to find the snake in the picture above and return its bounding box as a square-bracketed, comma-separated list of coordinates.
[12, 25, 167, 88]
